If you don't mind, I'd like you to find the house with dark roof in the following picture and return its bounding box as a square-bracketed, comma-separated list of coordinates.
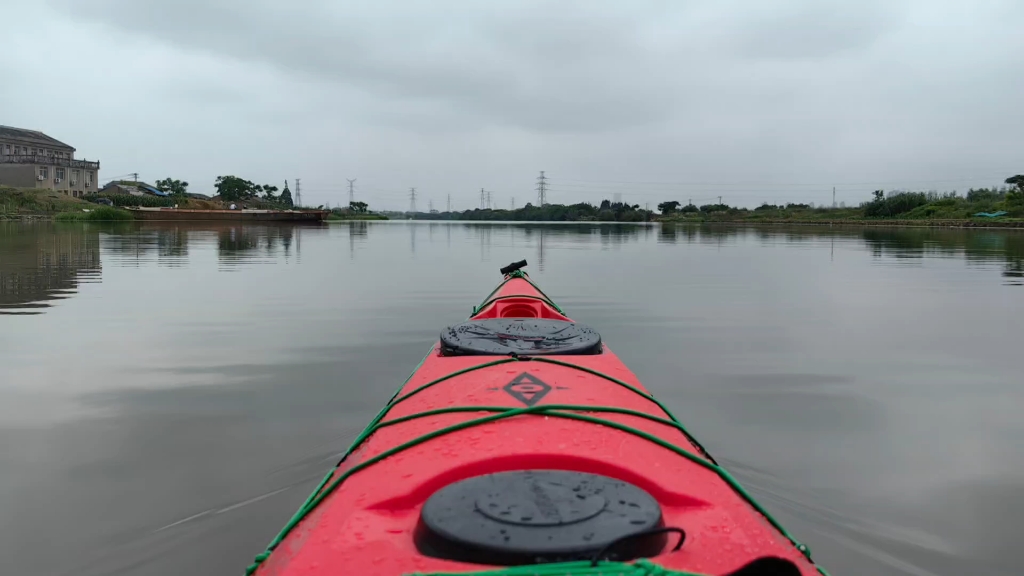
[97, 181, 170, 197]
[0, 125, 101, 197]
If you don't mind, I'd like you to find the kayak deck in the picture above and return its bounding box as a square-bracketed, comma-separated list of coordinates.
[249, 265, 826, 576]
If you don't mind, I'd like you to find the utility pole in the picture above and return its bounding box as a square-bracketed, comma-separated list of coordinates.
[428, 199, 434, 213]
[718, 195, 723, 205]
[295, 178, 302, 207]
[132, 172, 139, 182]
[536, 171, 548, 206]
[486, 190, 492, 209]
[832, 186, 836, 208]
[447, 194, 451, 212]
[347, 178, 356, 206]
[511, 197, 515, 210]
[409, 187, 417, 213]
[480, 188, 485, 210]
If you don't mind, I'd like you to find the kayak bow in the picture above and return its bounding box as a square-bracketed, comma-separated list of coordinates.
[248, 261, 828, 576]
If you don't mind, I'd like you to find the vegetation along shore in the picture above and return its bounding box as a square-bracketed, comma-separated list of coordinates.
[5, 174, 1022, 227]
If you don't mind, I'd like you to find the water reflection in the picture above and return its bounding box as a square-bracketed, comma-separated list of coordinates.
[0, 222, 102, 314]
[3, 222, 1021, 313]
[656, 224, 1024, 285]
[216, 224, 302, 269]
[349, 221, 367, 259]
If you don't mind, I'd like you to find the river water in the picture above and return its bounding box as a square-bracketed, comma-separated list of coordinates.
[1, 221, 1022, 576]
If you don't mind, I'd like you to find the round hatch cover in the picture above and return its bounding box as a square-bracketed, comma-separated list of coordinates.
[440, 319, 602, 356]
[415, 470, 665, 565]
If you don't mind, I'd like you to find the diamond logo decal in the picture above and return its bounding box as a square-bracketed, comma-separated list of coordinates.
[503, 373, 552, 406]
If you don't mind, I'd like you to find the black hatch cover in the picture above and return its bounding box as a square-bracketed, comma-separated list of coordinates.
[440, 319, 602, 356]
[414, 470, 666, 565]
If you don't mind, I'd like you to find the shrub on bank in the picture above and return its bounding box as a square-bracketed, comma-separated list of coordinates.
[55, 207, 133, 221]
[862, 192, 929, 217]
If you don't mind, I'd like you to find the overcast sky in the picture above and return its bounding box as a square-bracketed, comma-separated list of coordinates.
[2, 0, 1022, 210]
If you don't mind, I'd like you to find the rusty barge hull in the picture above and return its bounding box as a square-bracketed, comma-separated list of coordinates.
[127, 208, 327, 222]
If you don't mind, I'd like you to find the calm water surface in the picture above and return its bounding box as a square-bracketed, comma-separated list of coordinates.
[1, 221, 1022, 576]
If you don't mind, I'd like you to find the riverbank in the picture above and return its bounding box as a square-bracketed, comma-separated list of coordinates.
[1, 187, 92, 219]
[326, 212, 389, 221]
[54, 207, 133, 222]
[0, 187, 330, 222]
[658, 215, 1024, 228]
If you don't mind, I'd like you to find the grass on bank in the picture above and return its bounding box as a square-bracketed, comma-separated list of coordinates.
[54, 207, 133, 221]
[1, 186, 91, 216]
[659, 188, 1024, 224]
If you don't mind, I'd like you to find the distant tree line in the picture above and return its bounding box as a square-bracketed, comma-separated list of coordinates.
[214, 176, 293, 206]
[151, 175, 299, 207]
[412, 200, 653, 222]
[653, 174, 1024, 220]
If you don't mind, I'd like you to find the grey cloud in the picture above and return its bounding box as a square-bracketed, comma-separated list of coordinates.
[50, 0, 692, 132]
[8, 0, 1024, 209]
[727, 1, 899, 60]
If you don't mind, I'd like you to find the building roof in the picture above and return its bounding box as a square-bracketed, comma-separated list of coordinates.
[139, 184, 169, 197]
[100, 181, 171, 197]
[0, 125, 74, 150]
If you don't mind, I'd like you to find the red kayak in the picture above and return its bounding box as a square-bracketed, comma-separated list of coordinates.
[248, 261, 828, 576]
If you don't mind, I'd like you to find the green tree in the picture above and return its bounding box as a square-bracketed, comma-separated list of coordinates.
[1006, 175, 1024, 203]
[155, 177, 188, 196]
[261, 184, 279, 201]
[350, 201, 368, 213]
[279, 182, 293, 207]
[657, 200, 681, 214]
[215, 176, 258, 201]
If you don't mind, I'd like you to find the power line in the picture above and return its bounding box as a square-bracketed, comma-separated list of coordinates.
[536, 171, 548, 206]
[409, 187, 417, 213]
